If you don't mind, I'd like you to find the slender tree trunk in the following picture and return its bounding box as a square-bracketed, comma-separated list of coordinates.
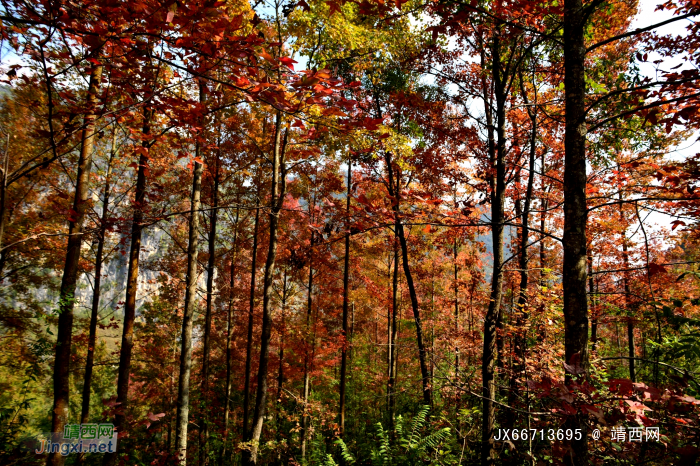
[277, 275, 287, 405]
[275, 270, 288, 464]
[395, 192, 431, 407]
[495, 298, 505, 393]
[563, 0, 590, 461]
[384, 156, 431, 408]
[77, 127, 116, 466]
[618, 193, 634, 382]
[374, 306, 379, 368]
[386, 250, 392, 417]
[539, 151, 548, 286]
[454, 236, 460, 375]
[372, 88, 430, 408]
[175, 83, 206, 465]
[243, 195, 260, 439]
[169, 344, 176, 453]
[508, 87, 537, 423]
[48, 64, 102, 466]
[481, 33, 507, 466]
[588, 255, 598, 351]
[174, 159, 203, 465]
[430, 280, 435, 395]
[387, 242, 399, 429]
[301, 199, 316, 461]
[103, 103, 152, 466]
[517, 82, 537, 320]
[277, 271, 288, 404]
[627, 315, 635, 380]
[339, 159, 352, 434]
[0, 133, 10, 279]
[222, 204, 240, 463]
[245, 113, 287, 465]
[200, 157, 219, 466]
[388, 243, 399, 429]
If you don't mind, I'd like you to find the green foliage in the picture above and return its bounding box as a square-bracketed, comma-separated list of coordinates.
[309, 434, 334, 466]
[327, 406, 452, 466]
[335, 438, 356, 465]
[653, 323, 700, 376]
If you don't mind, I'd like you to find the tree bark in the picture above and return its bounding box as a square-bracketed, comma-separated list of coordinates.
[221, 203, 240, 463]
[200, 155, 219, 466]
[507, 80, 537, 424]
[384, 155, 431, 408]
[48, 64, 102, 466]
[618, 192, 634, 382]
[588, 255, 598, 351]
[481, 33, 506, 466]
[563, 0, 590, 461]
[540, 149, 548, 285]
[77, 125, 116, 466]
[245, 113, 287, 465]
[275, 269, 288, 464]
[103, 103, 152, 466]
[454, 235, 460, 375]
[0, 133, 10, 279]
[372, 83, 430, 408]
[301, 187, 316, 461]
[339, 159, 351, 434]
[243, 194, 260, 439]
[386, 250, 392, 417]
[175, 83, 206, 465]
[387, 242, 398, 429]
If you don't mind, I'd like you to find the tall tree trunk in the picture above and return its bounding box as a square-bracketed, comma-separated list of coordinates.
[384, 155, 431, 408]
[452, 184, 460, 378]
[508, 84, 537, 424]
[48, 64, 102, 466]
[200, 156, 219, 466]
[539, 149, 548, 285]
[243, 194, 260, 439]
[77, 126, 116, 466]
[301, 194, 316, 461]
[618, 191, 634, 382]
[387, 242, 398, 429]
[481, 33, 507, 466]
[275, 270, 288, 464]
[222, 203, 240, 463]
[454, 236, 460, 375]
[388, 243, 399, 428]
[103, 103, 152, 466]
[169, 345, 175, 453]
[175, 83, 206, 465]
[245, 113, 287, 465]
[430, 280, 435, 397]
[588, 255, 598, 351]
[372, 86, 430, 408]
[0, 133, 10, 279]
[563, 0, 590, 461]
[386, 250, 392, 417]
[339, 159, 352, 434]
[627, 313, 635, 381]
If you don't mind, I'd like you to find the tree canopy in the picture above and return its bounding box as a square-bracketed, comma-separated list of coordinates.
[0, 0, 699, 464]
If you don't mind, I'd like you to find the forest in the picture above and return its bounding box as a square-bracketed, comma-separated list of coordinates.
[0, 0, 699, 464]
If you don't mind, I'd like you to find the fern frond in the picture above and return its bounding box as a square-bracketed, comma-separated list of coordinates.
[323, 453, 338, 466]
[395, 414, 405, 443]
[334, 438, 356, 465]
[417, 427, 451, 450]
[408, 405, 429, 447]
[376, 422, 391, 466]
